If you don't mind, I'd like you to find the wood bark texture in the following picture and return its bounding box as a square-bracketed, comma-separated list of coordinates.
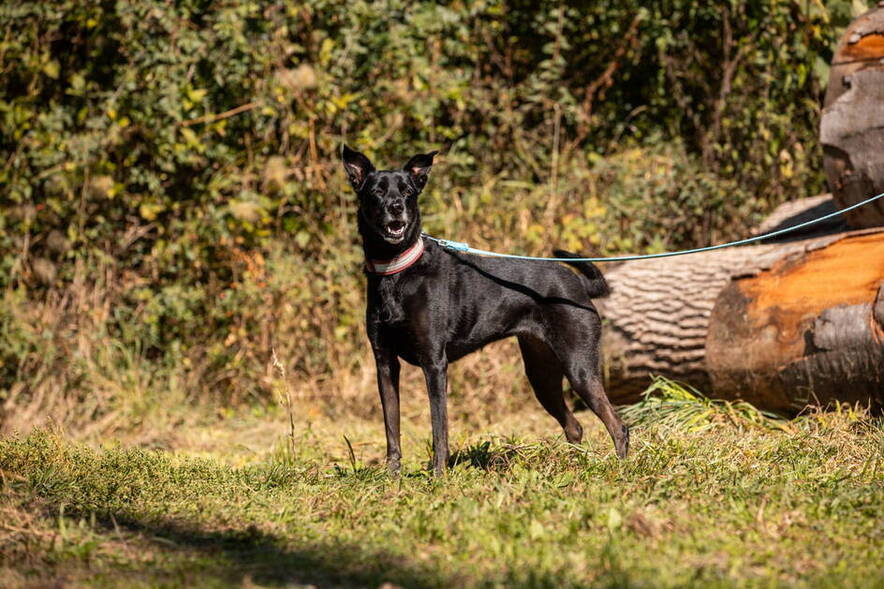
[821, 5, 884, 228]
[599, 228, 884, 414]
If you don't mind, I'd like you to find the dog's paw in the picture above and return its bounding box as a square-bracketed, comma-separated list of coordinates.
[615, 424, 630, 459]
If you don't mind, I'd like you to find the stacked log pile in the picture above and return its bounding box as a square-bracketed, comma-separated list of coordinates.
[600, 5, 884, 414]
[822, 3, 884, 228]
[600, 222, 884, 414]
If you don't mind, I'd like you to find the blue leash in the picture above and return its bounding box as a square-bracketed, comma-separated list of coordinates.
[424, 192, 884, 263]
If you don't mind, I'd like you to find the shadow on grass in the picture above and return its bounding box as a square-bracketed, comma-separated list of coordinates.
[0, 431, 595, 588]
[92, 510, 453, 588]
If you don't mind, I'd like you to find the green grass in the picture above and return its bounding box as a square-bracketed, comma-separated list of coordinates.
[1, 394, 882, 588]
[620, 376, 796, 433]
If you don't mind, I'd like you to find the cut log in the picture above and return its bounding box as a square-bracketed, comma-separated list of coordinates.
[599, 228, 884, 414]
[597, 8, 884, 412]
[821, 4, 884, 228]
[752, 193, 849, 239]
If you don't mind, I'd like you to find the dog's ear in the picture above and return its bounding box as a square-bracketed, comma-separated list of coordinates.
[402, 150, 439, 191]
[341, 144, 375, 192]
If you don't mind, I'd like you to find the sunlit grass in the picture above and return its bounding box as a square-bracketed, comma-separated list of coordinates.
[1, 393, 881, 588]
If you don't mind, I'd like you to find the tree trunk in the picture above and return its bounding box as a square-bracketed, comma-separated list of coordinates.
[821, 4, 884, 228]
[599, 228, 884, 415]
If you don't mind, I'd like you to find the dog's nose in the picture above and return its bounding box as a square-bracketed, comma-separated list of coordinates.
[388, 201, 404, 216]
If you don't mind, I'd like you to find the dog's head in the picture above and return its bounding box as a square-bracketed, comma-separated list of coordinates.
[342, 145, 437, 246]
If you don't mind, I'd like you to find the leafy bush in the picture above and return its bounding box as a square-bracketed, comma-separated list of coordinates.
[0, 0, 872, 430]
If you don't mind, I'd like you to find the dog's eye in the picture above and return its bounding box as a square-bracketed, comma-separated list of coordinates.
[372, 188, 385, 198]
[402, 188, 413, 198]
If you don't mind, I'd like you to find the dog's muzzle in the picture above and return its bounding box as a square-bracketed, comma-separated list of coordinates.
[382, 219, 408, 243]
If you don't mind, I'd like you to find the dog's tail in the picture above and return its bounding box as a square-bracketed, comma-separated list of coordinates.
[553, 250, 611, 298]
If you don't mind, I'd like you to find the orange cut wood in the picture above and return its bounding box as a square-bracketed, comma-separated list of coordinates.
[743, 232, 884, 327]
[842, 33, 884, 61]
[706, 232, 884, 414]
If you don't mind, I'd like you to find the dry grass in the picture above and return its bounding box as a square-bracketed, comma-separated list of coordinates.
[0, 240, 541, 448]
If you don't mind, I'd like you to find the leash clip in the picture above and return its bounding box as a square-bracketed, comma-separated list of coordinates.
[423, 233, 471, 252]
[436, 238, 471, 252]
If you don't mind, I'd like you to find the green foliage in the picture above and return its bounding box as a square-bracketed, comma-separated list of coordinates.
[0, 0, 875, 415]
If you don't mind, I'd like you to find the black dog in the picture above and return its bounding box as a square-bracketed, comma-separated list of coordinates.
[342, 145, 629, 474]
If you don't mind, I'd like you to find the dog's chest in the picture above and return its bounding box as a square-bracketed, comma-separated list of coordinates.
[368, 318, 424, 365]
[367, 278, 441, 364]
[366, 275, 410, 325]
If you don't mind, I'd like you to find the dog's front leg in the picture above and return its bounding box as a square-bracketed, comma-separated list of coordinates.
[374, 348, 402, 474]
[421, 355, 449, 475]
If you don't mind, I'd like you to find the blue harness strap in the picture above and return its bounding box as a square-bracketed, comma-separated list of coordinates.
[424, 192, 884, 263]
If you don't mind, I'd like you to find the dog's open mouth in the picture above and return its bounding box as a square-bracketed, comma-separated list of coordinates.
[384, 221, 407, 241]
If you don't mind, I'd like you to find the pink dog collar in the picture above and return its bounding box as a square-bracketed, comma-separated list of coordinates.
[365, 237, 425, 275]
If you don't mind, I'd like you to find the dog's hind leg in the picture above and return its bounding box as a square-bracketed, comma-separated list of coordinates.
[518, 336, 584, 444]
[564, 365, 629, 459]
[547, 319, 629, 458]
[578, 376, 629, 459]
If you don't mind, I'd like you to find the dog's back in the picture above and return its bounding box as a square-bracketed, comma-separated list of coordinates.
[439, 246, 608, 307]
